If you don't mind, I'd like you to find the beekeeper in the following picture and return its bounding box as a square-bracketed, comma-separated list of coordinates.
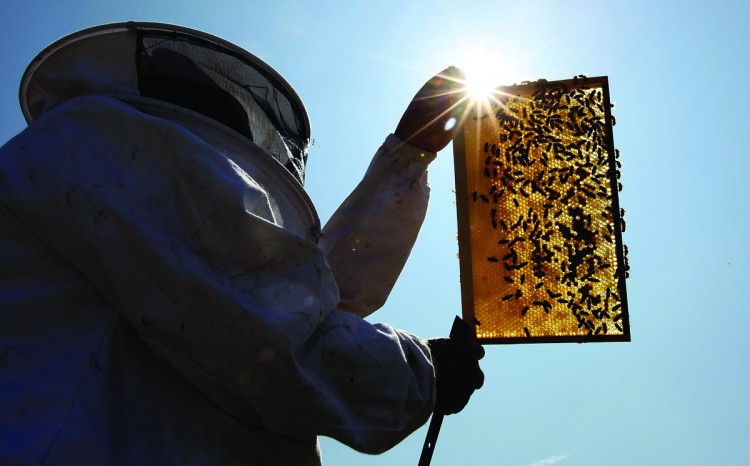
[0, 22, 483, 465]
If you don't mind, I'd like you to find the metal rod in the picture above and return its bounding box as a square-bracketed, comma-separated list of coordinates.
[418, 411, 444, 466]
[418, 316, 471, 466]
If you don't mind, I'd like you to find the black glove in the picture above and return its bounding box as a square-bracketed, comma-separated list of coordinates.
[394, 66, 467, 153]
[426, 336, 485, 415]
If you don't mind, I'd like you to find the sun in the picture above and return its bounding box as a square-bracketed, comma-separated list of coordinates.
[463, 71, 498, 102]
[464, 73, 496, 102]
[459, 51, 513, 104]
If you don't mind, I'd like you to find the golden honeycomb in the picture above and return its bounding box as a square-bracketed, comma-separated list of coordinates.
[454, 77, 629, 343]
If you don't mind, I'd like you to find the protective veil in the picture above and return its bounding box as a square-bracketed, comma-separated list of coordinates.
[0, 23, 436, 465]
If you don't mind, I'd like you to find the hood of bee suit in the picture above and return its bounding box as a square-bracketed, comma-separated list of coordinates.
[19, 21, 312, 186]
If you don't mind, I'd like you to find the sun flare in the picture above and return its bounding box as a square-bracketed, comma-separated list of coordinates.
[463, 72, 498, 101]
[458, 51, 513, 106]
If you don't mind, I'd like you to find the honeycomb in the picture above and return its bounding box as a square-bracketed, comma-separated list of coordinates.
[454, 77, 630, 343]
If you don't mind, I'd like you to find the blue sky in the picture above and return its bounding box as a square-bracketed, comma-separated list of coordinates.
[1, 1, 748, 465]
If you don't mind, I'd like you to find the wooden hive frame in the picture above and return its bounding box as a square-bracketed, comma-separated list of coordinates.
[453, 76, 630, 344]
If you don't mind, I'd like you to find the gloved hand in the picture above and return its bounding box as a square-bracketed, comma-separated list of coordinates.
[426, 337, 485, 415]
[395, 66, 467, 153]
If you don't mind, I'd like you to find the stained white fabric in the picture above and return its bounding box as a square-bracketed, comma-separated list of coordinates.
[0, 94, 437, 465]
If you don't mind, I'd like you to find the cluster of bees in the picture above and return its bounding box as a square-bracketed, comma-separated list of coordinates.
[464, 77, 628, 340]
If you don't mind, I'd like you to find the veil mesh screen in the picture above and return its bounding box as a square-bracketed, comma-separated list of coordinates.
[455, 76, 630, 343]
[136, 30, 309, 184]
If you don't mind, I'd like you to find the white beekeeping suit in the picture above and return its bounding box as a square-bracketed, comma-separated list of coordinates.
[0, 23, 438, 465]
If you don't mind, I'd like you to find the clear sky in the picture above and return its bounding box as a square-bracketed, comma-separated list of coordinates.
[1, 1, 748, 465]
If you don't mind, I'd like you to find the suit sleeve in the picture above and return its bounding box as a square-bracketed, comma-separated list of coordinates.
[319, 134, 437, 317]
